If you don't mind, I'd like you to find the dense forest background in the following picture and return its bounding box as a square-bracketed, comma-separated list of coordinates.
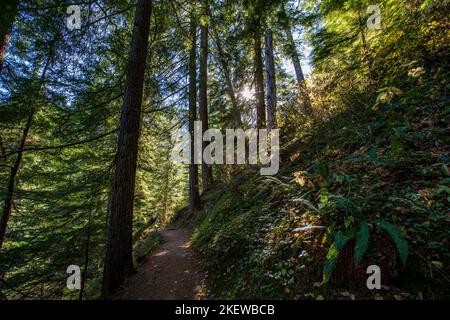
[0, 0, 449, 300]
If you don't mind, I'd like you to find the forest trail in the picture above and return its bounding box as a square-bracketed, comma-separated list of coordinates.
[118, 229, 208, 300]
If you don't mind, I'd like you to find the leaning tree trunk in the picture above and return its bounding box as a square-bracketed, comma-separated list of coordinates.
[188, 14, 201, 212]
[0, 113, 33, 251]
[264, 30, 277, 131]
[284, 26, 313, 115]
[254, 30, 266, 129]
[223, 63, 242, 128]
[102, 0, 153, 297]
[0, 55, 51, 251]
[284, 26, 305, 83]
[211, 27, 242, 128]
[199, 1, 213, 191]
[0, 0, 19, 74]
[281, 5, 313, 115]
[358, 15, 375, 85]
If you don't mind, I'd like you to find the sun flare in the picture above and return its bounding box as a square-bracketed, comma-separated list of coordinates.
[239, 85, 254, 101]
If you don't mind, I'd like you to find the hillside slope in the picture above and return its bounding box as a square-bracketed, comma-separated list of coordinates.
[190, 71, 449, 299]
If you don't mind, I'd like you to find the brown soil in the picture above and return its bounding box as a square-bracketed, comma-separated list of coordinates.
[118, 229, 208, 300]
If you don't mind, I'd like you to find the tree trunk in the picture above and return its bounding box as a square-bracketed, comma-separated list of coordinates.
[264, 30, 277, 131]
[188, 15, 201, 212]
[0, 0, 19, 74]
[199, 2, 213, 190]
[102, 0, 152, 297]
[0, 112, 33, 251]
[285, 25, 305, 83]
[358, 15, 375, 85]
[282, 6, 313, 115]
[0, 55, 51, 251]
[0, 135, 6, 158]
[224, 65, 242, 128]
[254, 30, 266, 129]
[79, 210, 92, 300]
[212, 27, 242, 128]
[161, 144, 173, 225]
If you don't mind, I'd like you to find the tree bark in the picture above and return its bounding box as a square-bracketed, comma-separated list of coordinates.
[188, 15, 201, 212]
[0, 0, 19, 74]
[264, 30, 277, 131]
[281, 6, 313, 115]
[199, 2, 213, 190]
[285, 25, 305, 83]
[102, 0, 152, 297]
[254, 30, 266, 129]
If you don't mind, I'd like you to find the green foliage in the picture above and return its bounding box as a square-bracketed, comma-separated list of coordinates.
[323, 231, 353, 283]
[354, 220, 369, 266]
[0, 0, 187, 299]
[134, 232, 162, 264]
[377, 220, 409, 266]
[192, 0, 448, 298]
[0, 0, 448, 300]
[322, 218, 409, 284]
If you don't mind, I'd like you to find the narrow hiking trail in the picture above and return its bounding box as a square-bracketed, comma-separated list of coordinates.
[119, 229, 208, 300]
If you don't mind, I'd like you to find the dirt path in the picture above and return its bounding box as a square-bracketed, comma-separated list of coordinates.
[119, 229, 208, 300]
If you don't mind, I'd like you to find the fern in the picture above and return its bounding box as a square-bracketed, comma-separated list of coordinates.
[354, 220, 369, 266]
[322, 231, 353, 283]
[321, 218, 409, 285]
[378, 220, 409, 266]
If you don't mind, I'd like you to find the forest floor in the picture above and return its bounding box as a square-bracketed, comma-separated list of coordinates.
[118, 229, 208, 300]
